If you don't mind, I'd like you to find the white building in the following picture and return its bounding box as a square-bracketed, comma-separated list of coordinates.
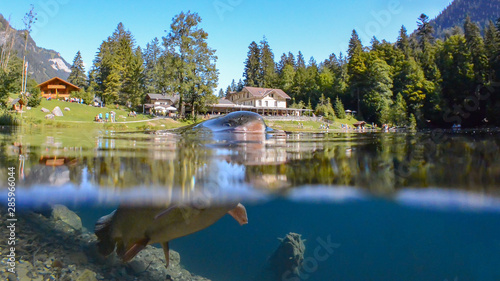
[227, 87, 290, 109]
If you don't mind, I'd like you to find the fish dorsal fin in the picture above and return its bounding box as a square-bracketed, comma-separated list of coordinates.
[122, 238, 149, 262]
[228, 203, 248, 226]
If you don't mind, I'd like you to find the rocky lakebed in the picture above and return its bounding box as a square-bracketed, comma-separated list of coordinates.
[0, 205, 211, 281]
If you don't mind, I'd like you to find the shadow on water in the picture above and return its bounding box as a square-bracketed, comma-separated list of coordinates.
[1, 124, 500, 280]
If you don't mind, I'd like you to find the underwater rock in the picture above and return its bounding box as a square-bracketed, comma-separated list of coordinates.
[76, 269, 98, 281]
[52, 106, 63, 116]
[52, 204, 83, 231]
[269, 232, 306, 279]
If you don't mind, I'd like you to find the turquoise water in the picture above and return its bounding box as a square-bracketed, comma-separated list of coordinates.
[1, 126, 500, 280]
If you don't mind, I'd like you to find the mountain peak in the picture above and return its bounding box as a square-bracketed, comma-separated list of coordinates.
[0, 13, 72, 83]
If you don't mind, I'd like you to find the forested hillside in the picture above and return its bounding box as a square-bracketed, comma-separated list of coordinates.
[230, 13, 500, 128]
[431, 0, 500, 38]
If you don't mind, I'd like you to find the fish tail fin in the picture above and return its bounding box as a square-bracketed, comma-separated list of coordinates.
[94, 210, 116, 256]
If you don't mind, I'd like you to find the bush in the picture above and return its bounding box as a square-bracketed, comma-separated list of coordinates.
[0, 110, 20, 125]
[27, 87, 42, 107]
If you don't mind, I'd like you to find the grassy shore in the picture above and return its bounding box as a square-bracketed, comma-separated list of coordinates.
[266, 117, 362, 132]
[17, 99, 360, 132]
[21, 99, 192, 130]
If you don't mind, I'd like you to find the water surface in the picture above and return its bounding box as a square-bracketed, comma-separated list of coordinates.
[1, 126, 500, 280]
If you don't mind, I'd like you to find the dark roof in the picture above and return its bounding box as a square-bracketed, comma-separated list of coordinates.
[10, 98, 21, 106]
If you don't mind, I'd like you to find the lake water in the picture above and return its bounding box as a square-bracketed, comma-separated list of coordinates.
[1, 125, 500, 281]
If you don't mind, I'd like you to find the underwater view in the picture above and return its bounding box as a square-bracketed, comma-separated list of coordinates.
[1, 115, 500, 281]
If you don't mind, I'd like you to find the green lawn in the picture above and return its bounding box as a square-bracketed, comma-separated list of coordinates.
[267, 117, 362, 132]
[19, 99, 193, 131]
[18, 99, 365, 132]
[23, 99, 152, 122]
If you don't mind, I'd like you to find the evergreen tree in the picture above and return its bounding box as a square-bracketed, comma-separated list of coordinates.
[230, 79, 237, 91]
[416, 14, 435, 52]
[259, 37, 277, 88]
[361, 56, 393, 123]
[68, 51, 88, 89]
[236, 79, 244, 91]
[163, 11, 218, 118]
[122, 47, 146, 107]
[390, 93, 408, 126]
[218, 88, 224, 98]
[279, 64, 295, 94]
[296, 51, 306, 70]
[143, 37, 162, 92]
[396, 26, 411, 58]
[243, 41, 261, 87]
[347, 30, 366, 116]
[90, 22, 138, 105]
[464, 15, 488, 84]
[334, 96, 346, 119]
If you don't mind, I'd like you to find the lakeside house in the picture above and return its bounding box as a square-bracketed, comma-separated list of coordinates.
[211, 86, 310, 116]
[37, 77, 80, 99]
[143, 93, 179, 114]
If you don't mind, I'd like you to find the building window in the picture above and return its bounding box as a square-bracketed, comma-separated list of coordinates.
[275, 101, 278, 107]
[259, 100, 262, 106]
[265, 101, 268, 107]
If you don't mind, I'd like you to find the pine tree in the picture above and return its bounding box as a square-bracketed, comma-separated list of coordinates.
[334, 96, 346, 119]
[122, 47, 145, 107]
[90, 22, 138, 105]
[416, 14, 435, 52]
[236, 79, 244, 91]
[390, 93, 408, 126]
[143, 37, 162, 92]
[396, 26, 411, 58]
[347, 30, 366, 116]
[230, 79, 237, 91]
[243, 41, 261, 87]
[68, 51, 88, 89]
[464, 15, 488, 84]
[296, 51, 305, 70]
[259, 37, 276, 88]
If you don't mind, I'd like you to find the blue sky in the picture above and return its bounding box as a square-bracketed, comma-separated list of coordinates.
[3, 0, 452, 92]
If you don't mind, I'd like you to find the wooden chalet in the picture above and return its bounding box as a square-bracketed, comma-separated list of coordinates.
[37, 77, 80, 99]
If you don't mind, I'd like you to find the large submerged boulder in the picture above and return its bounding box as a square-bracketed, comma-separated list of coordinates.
[269, 232, 306, 279]
[52, 204, 83, 231]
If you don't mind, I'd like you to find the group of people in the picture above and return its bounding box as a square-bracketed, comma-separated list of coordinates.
[95, 112, 116, 123]
[128, 111, 137, 117]
[64, 97, 84, 103]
